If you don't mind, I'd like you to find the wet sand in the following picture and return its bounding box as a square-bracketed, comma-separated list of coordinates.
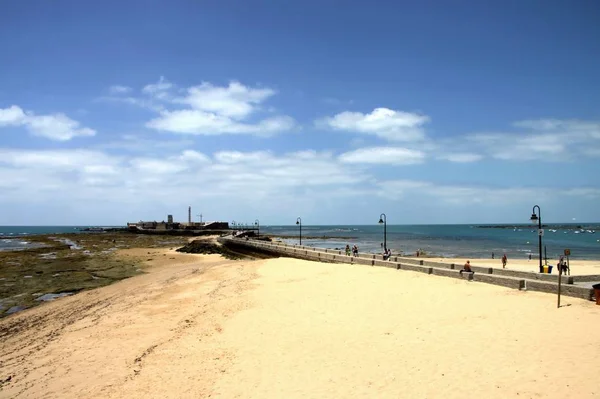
[1, 250, 598, 398]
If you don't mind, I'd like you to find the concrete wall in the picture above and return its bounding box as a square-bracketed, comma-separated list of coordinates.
[219, 237, 595, 302]
[524, 280, 594, 300]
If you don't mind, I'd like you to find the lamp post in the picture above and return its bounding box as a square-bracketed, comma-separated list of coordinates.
[255, 219, 260, 238]
[296, 217, 302, 245]
[378, 213, 387, 251]
[530, 205, 543, 273]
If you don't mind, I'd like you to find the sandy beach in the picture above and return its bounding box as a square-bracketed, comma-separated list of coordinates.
[1, 247, 598, 398]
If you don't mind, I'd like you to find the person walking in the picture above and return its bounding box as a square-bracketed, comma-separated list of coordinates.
[502, 254, 508, 269]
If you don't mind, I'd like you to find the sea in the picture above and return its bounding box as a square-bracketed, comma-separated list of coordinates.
[1, 224, 600, 260]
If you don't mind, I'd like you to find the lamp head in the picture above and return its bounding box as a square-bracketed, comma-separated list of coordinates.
[378, 218, 384, 224]
[530, 213, 539, 223]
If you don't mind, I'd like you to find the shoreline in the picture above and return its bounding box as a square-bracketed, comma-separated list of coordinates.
[1, 249, 598, 398]
[0, 233, 190, 318]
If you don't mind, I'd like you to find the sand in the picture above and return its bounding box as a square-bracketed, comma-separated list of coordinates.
[1, 249, 599, 398]
[436, 257, 600, 276]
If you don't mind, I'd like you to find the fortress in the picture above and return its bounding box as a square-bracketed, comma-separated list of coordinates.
[127, 206, 229, 234]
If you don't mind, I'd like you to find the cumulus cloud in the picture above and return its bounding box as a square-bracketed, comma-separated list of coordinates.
[339, 147, 425, 165]
[103, 78, 296, 136]
[0, 105, 27, 125]
[175, 81, 275, 119]
[317, 107, 429, 141]
[0, 105, 96, 141]
[146, 110, 295, 136]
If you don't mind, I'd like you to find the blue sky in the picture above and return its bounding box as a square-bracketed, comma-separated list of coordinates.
[1, 0, 599, 225]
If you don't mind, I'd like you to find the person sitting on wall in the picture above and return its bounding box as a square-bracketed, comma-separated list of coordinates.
[460, 260, 474, 275]
[383, 248, 392, 260]
[352, 245, 358, 256]
[345, 244, 351, 256]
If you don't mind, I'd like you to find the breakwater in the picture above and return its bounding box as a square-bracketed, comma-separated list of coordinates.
[219, 236, 598, 302]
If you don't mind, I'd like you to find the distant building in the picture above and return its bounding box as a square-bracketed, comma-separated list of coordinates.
[127, 214, 229, 233]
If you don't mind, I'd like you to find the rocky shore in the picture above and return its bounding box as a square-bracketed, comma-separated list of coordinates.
[0, 233, 189, 318]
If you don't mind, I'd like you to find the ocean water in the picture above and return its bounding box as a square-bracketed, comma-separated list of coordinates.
[1, 224, 599, 260]
[259, 224, 600, 260]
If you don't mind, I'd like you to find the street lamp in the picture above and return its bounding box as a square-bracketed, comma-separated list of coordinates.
[255, 219, 260, 238]
[530, 205, 543, 273]
[378, 213, 387, 251]
[296, 217, 302, 245]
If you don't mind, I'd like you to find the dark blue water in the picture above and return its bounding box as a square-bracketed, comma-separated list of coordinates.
[260, 224, 600, 260]
[1, 224, 599, 259]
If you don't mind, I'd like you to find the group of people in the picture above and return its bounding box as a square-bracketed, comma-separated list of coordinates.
[557, 256, 570, 275]
[463, 253, 570, 275]
[345, 244, 359, 257]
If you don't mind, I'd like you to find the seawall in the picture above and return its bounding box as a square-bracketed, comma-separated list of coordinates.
[219, 236, 597, 302]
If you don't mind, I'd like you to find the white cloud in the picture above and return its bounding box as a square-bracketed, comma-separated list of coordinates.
[176, 81, 275, 119]
[105, 79, 296, 136]
[0, 143, 598, 224]
[437, 153, 483, 163]
[25, 114, 96, 141]
[0, 105, 27, 125]
[0, 105, 96, 141]
[0, 149, 118, 170]
[317, 107, 429, 141]
[0, 147, 369, 215]
[339, 147, 425, 165]
[109, 85, 132, 95]
[146, 110, 295, 136]
[377, 179, 600, 205]
[463, 118, 600, 161]
[179, 150, 211, 163]
[213, 150, 272, 164]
